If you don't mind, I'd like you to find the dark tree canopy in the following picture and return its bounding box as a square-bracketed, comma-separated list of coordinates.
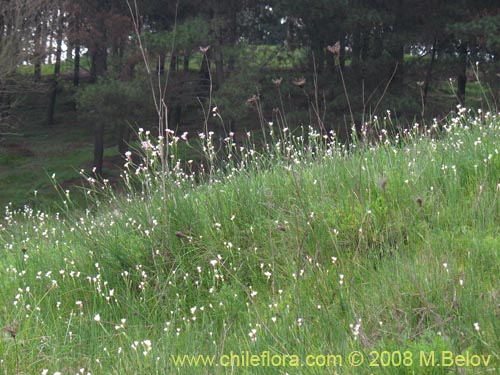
[3, 0, 500, 170]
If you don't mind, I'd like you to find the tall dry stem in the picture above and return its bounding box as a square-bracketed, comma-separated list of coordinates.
[127, 0, 180, 207]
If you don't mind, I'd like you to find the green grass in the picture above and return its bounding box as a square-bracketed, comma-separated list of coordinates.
[13, 45, 306, 78]
[0, 126, 120, 211]
[0, 111, 499, 374]
[16, 57, 92, 76]
[0, 86, 124, 210]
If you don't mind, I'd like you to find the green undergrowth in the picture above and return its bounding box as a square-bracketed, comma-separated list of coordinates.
[0, 87, 122, 210]
[0, 110, 499, 374]
[16, 57, 92, 77]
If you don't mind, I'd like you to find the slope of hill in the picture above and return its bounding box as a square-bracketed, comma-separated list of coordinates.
[0, 110, 499, 374]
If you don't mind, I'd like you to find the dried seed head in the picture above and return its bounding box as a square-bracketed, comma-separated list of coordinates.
[246, 95, 258, 105]
[327, 41, 341, 55]
[3, 322, 19, 339]
[272, 77, 283, 87]
[175, 231, 187, 239]
[277, 224, 287, 232]
[415, 196, 423, 207]
[199, 45, 210, 53]
[292, 77, 306, 88]
[378, 176, 388, 191]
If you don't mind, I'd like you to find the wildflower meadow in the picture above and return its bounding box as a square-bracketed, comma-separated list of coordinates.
[1, 107, 499, 374]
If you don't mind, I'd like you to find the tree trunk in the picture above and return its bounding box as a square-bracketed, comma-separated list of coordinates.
[0, 14, 3, 45]
[228, 56, 236, 72]
[457, 41, 467, 106]
[34, 62, 42, 81]
[0, 92, 11, 127]
[34, 19, 43, 81]
[183, 54, 190, 72]
[47, 80, 58, 126]
[423, 38, 437, 106]
[118, 123, 130, 157]
[54, 32, 62, 76]
[169, 52, 177, 72]
[90, 16, 107, 81]
[74, 44, 81, 86]
[47, 15, 63, 126]
[171, 105, 182, 128]
[91, 45, 108, 81]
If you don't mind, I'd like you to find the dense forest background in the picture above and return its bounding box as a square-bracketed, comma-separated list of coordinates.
[1, 0, 500, 187]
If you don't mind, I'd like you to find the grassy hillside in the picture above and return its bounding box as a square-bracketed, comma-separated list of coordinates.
[0, 110, 499, 374]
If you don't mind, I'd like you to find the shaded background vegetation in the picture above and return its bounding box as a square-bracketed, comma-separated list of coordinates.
[1, 0, 500, 207]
